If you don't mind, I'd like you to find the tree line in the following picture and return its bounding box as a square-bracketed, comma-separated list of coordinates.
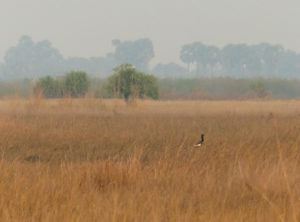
[0, 36, 154, 80]
[180, 42, 300, 78]
[158, 77, 300, 100]
[35, 64, 159, 101]
[3, 75, 300, 100]
[1, 35, 300, 80]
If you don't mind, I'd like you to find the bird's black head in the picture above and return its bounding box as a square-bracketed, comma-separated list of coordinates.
[201, 134, 205, 141]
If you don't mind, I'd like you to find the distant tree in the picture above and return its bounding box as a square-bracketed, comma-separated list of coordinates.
[203, 45, 220, 75]
[180, 44, 194, 72]
[0, 63, 4, 79]
[64, 55, 116, 78]
[278, 50, 300, 78]
[35, 76, 63, 98]
[107, 64, 158, 101]
[152, 63, 188, 77]
[179, 41, 300, 78]
[257, 43, 284, 77]
[180, 42, 219, 76]
[100, 53, 118, 76]
[112, 39, 154, 72]
[220, 44, 253, 77]
[64, 57, 91, 73]
[64, 71, 90, 97]
[2, 36, 65, 80]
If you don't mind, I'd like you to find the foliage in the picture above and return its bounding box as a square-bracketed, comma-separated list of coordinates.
[35, 76, 63, 98]
[107, 64, 158, 100]
[250, 80, 270, 98]
[64, 71, 90, 97]
[33, 71, 90, 98]
[158, 77, 300, 100]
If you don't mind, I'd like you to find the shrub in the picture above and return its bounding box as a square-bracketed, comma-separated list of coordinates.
[35, 76, 62, 98]
[107, 64, 158, 101]
[64, 71, 90, 97]
[250, 81, 270, 98]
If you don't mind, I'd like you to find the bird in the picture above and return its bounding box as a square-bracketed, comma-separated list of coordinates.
[194, 134, 205, 147]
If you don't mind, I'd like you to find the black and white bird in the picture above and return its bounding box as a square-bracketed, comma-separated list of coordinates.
[194, 134, 205, 147]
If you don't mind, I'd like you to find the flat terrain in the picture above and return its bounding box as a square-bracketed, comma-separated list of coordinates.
[0, 98, 300, 221]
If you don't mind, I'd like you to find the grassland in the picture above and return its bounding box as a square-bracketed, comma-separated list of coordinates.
[0, 98, 299, 221]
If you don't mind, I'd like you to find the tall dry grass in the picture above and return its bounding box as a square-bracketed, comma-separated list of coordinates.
[0, 98, 299, 221]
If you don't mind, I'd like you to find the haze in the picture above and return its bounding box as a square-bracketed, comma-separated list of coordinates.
[1, 0, 300, 65]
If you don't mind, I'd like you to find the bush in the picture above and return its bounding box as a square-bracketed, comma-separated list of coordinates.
[64, 71, 90, 97]
[250, 80, 270, 98]
[35, 71, 90, 98]
[35, 76, 62, 98]
[107, 64, 158, 101]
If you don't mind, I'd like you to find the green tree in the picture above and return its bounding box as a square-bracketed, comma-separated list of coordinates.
[35, 76, 62, 98]
[107, 64, 158, 101]
[64, 71, 90, 97]
[137, 73, 159, 99]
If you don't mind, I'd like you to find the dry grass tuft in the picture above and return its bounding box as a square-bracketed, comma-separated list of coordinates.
[0, 99, 299, 221]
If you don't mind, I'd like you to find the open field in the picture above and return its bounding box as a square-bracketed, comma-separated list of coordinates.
[0, 99, 300, 221]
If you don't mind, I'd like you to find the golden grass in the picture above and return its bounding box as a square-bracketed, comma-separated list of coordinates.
[0, 98, 300, 221]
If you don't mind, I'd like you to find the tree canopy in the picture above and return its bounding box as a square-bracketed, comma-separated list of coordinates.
[35, 76, 62, 98]
[1, 36, 300, 80]
[64, 71, 90, 97]
[3, 36, 65, 80]
[36, 71, 90, 98]
[107, 64, 158, 101]
[112, 39, 154, 72]
[180, 42, 300, 78]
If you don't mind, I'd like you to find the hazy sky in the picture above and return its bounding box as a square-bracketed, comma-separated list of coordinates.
[1, 0, 300, 65]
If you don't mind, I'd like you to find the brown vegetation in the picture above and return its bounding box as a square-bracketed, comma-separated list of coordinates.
[0, 99, 299, 221]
